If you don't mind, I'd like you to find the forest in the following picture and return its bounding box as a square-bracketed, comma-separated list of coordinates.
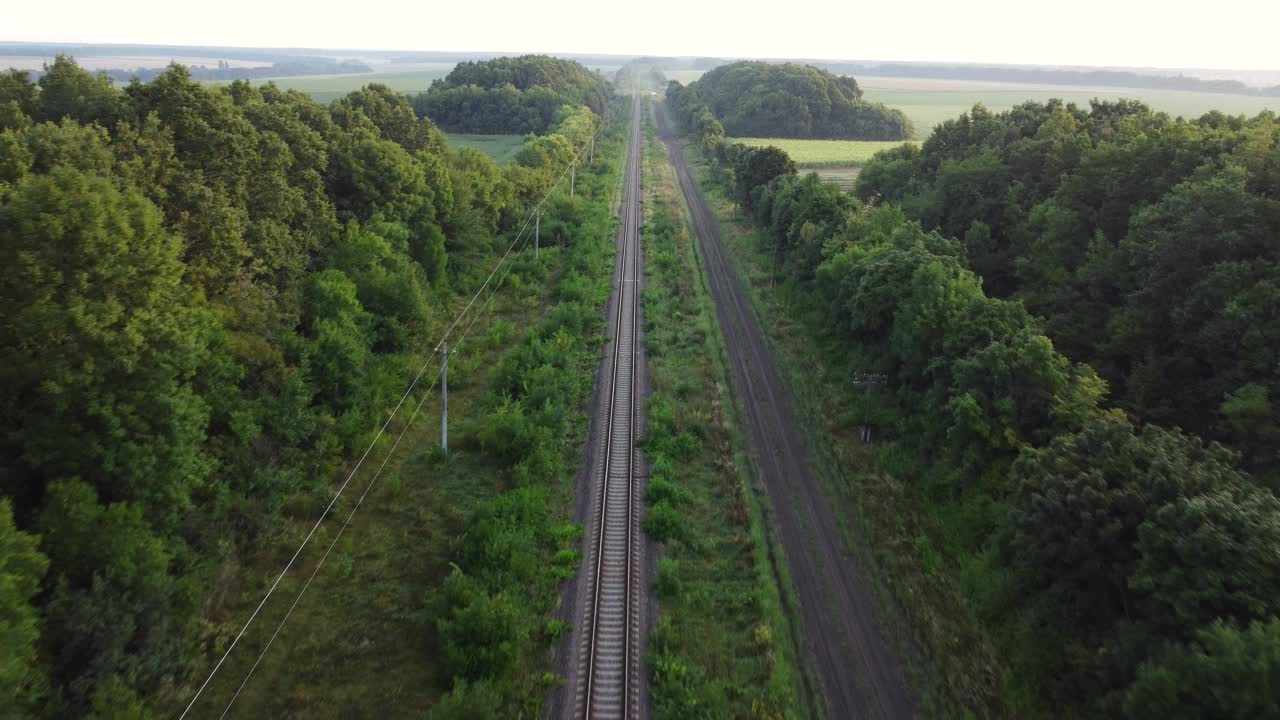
[667, 85, 1280, 717]
[685, 61, 911, 140]
[412, 55, 612, 135]
[0, 54, 608, 717]
[857, 101, 1280, 484]
[98, 59, 375, 83]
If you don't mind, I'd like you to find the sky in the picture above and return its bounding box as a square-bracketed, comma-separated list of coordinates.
[7, 0, 1280, 71]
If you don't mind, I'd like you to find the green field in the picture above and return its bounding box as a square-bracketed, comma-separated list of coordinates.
[445, 133, 525, 164]
[232, 65, 1275, 141]
[732, 137, 907, 168]
[228, 63, 456, 103]
[663, 69, 707, 84]
[670, 72, 1277, 140]
[859, 76, 1279, 136]
[237, 61, 620, 105]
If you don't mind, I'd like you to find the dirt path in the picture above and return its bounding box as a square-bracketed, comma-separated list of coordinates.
[655, 106, 916, 720]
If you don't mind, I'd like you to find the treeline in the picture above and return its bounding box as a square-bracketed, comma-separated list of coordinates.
[665, 83, 1280, 716]
[821, 60, 1280, 98]
[857, 101, 1280, 484]
[413, 55, 611, 135]
[97, 58, 374, 83]
[0, 55, 597, 717]
[687, 61, 911, 140]
[666, 80, 797, 208]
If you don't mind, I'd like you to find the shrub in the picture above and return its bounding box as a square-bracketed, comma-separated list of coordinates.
[644, 500, 683, 543]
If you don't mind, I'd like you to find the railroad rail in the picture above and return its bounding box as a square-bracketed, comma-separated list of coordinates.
[574, 93, 644, 720]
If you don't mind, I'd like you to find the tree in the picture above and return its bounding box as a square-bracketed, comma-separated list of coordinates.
[0, 168, 213, 521]
[0, 499, 47, 717]
[1008, 414, 1242, 629]
[302, 269, 372, 413]
[36, 55, 120, 128]
[86, 675, 153, 720]
[732, 146, 796, 209]
[0, 70, 38, 130]
[690, 61, 910, 139]
[0, 55, 574, 714]
[854, 142, 920, 203]
[38, 480, 189, 712]
[331, 83, 446, 155]
[1124, 619, 1280, 719]
[551, 104, 597, 148]
[416, 55, 610, 134]
[1133, 483, 1280, 634]
[515, 132, 575, 171]
[328, 218, 431, 351]
[1005, 412, 1272, 702]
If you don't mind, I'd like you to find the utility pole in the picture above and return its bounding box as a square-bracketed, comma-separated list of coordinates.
[535, 208, 540, 259]
[589, 134, 595, 163]
[441, 340, 448, 453]
[771, 241, 781, 288]
[570, 162, 575, 197]
[853, 372, 887, 443]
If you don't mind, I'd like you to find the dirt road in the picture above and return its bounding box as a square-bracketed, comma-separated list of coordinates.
[655, 106, 916, 720]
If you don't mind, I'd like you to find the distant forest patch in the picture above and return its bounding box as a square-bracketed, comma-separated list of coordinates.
[3, 53, 371, 82]
[689, 62, 912, 140]
[100, 58, 373, 83]
[413, 55, 611, 135]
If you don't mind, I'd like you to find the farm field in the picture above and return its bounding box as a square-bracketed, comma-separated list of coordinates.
[814, 166, 862, 191]
[230, 61, 622, 104]
[1, 54, 263, 71]
[237, 63, 457, 103]
[663, 69, 707, 84]
[858, 75, 1279, 135]
[445, 133, 525, 164]
[732, 137, 907, 167]
[667, 71, 1278, 139]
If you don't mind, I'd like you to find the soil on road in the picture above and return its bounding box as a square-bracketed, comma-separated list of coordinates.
[655, 106, 916, 720]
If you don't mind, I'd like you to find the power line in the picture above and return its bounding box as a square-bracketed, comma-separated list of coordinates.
[178, 111, 613, 719]
[216, 166, 560, 718]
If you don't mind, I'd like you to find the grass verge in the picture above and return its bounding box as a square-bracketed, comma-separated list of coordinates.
[640, 100, 816, 720]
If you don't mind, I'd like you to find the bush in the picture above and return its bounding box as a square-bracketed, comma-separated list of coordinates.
[654, 558, 682, 598]
[644, 500, 683, 544]
[435, 569, 526, 681]
[646, 476, 682, 506]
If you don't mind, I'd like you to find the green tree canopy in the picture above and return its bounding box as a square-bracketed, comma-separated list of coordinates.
[0, 499, 47, 717]
[689, 62, 911, 140]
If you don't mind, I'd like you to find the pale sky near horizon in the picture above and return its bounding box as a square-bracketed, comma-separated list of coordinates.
[8, 0, 1280, 71]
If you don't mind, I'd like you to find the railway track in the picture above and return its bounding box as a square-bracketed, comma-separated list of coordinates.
[573, 93, 645, 720]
